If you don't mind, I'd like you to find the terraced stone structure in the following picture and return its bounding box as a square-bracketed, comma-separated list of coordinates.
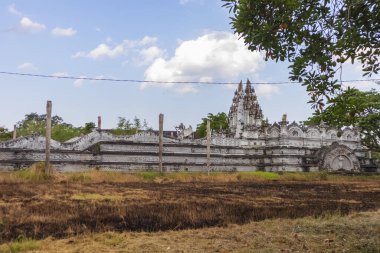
[0, 80, 377, 172]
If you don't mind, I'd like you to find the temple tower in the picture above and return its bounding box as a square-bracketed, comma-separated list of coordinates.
[228, 79, 264, 138]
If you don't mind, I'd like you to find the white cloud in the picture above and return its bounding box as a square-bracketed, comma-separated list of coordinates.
[73, 43, 124, 59]
[139, 36, 157, 46]
[8, 3, 22, 16]
[51, 27, 77, 37]
[143, 31, 264, 93]
[19, 17, 46, 33]
[51, 72, 69, 78]
[17, 62, 36, 71]
[91, 75, 105, 83]
[73, 36, 159, 61]
[138, 46, 164, 65]
[224, 83, 238, 90]
[122, 36, 157, 48]
[255, 84, 280, 98]
[105, 37, 112, 43]
[176, 84, 198, 94]
[74, 76, 87, 87]
[179, 0, 192, 4]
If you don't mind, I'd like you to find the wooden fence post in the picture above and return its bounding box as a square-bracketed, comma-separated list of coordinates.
[159, 113, 164, 173]
[13, 124, 17, 139]
[45, 100, 52, 175]
[98, 116, 102, 130]
[207, 119, 211, 175]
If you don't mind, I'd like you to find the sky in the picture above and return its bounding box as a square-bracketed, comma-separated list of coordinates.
[0, 0, 379, 131]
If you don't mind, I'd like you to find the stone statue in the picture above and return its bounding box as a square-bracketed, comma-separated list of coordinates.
[175, 123, 193, 140]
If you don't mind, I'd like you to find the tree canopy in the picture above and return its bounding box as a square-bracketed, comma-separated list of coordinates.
[10, 113, 95, 142]
[222, 0, 380, 109]
[112, 116, 152, 135]
[305, 88, 380, 151]
[196, 112, 229, 138]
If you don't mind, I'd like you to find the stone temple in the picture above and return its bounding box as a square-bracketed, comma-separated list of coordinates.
[0, 80, 377, 172]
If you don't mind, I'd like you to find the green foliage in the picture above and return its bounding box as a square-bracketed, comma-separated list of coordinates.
[112, 116, 151, 135]
[196, 112, 229, 138]
[305, 88, 380, 151]
[11, 113, 97, 142]
[135, 171, 163, 181]
[15, 163, 51, 182]
[0, 126, 12, 141]
[83, 122, 96, 134]
[222, 0, 380, 109]
[237, 171, 280, 181]
[2, 236, 41, 253]
[68, 173, 92, 183]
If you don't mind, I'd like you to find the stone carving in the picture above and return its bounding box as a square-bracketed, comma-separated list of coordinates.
[319, 142, 360, 172]
[175, 123, 193, 140]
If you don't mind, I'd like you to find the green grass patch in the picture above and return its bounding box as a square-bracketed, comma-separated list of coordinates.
[0, 236, 41, 253]
[94, 232, 125, 246]
[237, 171, 280, 181]
[135, 171, 163, 181]
[280, 172, 329, 181]
[14, 163, 51, 183]
[67, 172, 92, 183]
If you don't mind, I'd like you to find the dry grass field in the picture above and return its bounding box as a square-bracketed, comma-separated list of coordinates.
[2, 209, 377, 253]
[0, 169, 379, 252]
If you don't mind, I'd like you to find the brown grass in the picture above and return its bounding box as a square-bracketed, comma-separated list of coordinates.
[0, 177, 379, 244]
[0, 168, 379, 184]
[1, 209, 378, 253]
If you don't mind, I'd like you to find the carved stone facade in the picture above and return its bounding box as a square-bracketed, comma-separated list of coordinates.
[0, 80, 377, 172]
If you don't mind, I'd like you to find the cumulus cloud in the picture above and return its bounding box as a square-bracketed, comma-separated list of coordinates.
[17, 62, 36, 71]
[91, 75, 105, 83]
[138, 46, 164, 65]
[19, 17, 46, 33]
[122, 36, 157, 48]
[73, 44, 124, 59]
[73, 36, 159, 60]
[74, 76, 87, 87]
[143, 31, 264, 93]
[255, 84, 280, 98]
[51, 72, 69, 78]
[176, 84, 198, 94]
[51, 27, 77, 37]
[8, 3, 22, 16]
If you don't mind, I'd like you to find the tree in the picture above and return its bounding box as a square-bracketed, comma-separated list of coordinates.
[113, 116, 148, 135]
[305, 88, 380, 151]
[196, 113, 229, 138]
[222, 0, 380, 109]
[83, 122, 96, 133]
[0, 126, 12, 141]
[14, 113, 95, 142]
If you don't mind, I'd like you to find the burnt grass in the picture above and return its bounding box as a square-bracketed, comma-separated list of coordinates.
[0, 180, 379, 242]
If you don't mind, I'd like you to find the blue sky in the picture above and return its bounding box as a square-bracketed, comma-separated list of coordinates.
[0, 0, 378, 130]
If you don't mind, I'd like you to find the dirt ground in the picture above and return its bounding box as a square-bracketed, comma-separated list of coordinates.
[1, 179, 379, 244]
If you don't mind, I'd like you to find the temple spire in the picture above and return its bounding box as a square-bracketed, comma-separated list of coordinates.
[245, 79, 252, 94]
[238, 80, 243, 92]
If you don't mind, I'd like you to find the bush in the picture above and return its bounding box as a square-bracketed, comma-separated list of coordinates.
[1, 236, 41, 253]
[15, 163, 51, 182]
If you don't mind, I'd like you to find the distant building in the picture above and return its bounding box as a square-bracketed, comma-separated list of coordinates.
[0, 80, 377, 172]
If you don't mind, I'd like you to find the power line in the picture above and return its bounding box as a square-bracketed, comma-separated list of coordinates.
[0, 71, 379, 85]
